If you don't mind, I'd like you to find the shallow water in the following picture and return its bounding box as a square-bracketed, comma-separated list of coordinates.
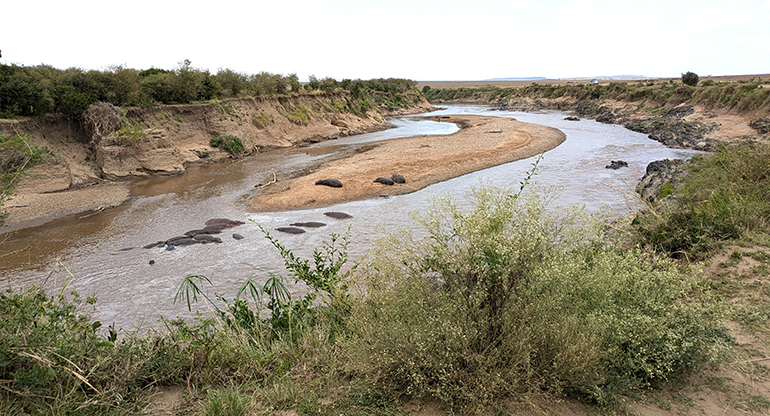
[0, 105, 699, 330]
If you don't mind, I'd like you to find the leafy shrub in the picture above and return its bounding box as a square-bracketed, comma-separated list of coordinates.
[209, 135, 244, 154]
[252, 111, 272, 128]
[681, 72, 700, 86]
[634, 141, 770, 258]
[343, 184, 727, 411]
[116, 124, 147, 145]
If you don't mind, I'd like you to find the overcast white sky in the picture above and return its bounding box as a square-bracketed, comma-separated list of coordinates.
[2, 0, 769, 80]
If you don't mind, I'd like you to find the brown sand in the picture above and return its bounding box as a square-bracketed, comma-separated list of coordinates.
[247, 115, 565, 212]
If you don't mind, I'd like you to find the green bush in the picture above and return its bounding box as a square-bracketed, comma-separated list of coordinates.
[343, 184, 727, 411]
[635, 141, 770, 259]
[680, 71, 698, 86]
[209, 135, 244, 154]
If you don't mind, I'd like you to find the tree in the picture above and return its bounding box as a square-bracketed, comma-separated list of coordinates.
[681, 71, 699, 86]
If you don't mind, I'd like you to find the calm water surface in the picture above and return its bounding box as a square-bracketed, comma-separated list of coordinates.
[0, 105, 700, 330]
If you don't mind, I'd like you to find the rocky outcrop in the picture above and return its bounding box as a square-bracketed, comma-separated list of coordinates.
[624, 107, 719, 151]
[96, 129, 190, 179]
[636, 159, 689, 204]
[749, 117, 770, 134]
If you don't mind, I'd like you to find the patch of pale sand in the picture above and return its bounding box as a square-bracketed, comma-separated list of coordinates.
[247, 115, 565, 212]
[2, 183, 130, 233]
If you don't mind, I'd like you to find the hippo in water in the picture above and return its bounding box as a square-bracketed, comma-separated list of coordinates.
[391, 174, 406, 184]
[315, 178, 343, 188]
[290, 222, 326, 228]
[205, 218, 245, 227]
[324, 211, 353, 219]
[276, 227, 306, 234]
[193, 234, 223, 243]
[168, 238, 200, 246]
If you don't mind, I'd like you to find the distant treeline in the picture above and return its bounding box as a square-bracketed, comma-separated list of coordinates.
[423, 78, 770, 112]
[0, 60, 420, 119]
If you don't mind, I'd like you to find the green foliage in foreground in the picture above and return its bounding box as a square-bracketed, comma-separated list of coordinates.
[634, 141, 770, 259]
[209, 135, 243, 155]
[0, 133, 50, 227]
[344, 185, 728, 411]
[0, 184, 730, 414]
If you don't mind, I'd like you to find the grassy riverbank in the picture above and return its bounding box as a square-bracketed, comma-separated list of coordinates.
[3, 141, 770, 415]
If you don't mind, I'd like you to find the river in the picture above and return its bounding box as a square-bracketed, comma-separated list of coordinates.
[0, 105, 700, 331]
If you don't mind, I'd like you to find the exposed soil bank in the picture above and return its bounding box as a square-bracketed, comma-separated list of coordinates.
[0, 93, 432, 232]
[247, 115, 565, 212]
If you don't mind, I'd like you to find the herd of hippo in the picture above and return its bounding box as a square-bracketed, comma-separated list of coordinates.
[315, 173, 406, 188]
[128, 212, 355, 254]
[140, 218, 246, 250]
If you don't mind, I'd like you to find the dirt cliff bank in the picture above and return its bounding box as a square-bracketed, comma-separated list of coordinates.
[0, 92, 433, 232]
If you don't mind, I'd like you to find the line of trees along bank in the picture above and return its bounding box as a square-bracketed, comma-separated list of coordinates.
[0, 60, 421, 119]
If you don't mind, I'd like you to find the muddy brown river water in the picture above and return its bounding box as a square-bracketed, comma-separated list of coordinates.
[0, 105, 700, 331]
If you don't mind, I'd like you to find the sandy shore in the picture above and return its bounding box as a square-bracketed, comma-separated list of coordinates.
[2, 183, 131, 233]
[247, 115, 566, 212]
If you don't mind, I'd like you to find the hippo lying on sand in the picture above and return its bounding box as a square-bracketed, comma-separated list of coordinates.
[315, 178, 343, 188]
[391, 174, 406, 183]
[374, 177, 395, 185]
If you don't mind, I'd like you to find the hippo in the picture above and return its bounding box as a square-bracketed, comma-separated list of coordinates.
[165, 236, 189, 245]
[605, 160, 629, 170]
[201, 224, 227, 233]
[143, 241, 166, 249]
[324, 211, 353, 219]
[169, 238, 200, 246]
[391, 174, 406, 184]
[184, 229, 219, 237]
[374, 177, 395, 185]
[205, 218, 245, 227]
[276, 227, 306, 234]
[290, 222, 326, 228]
[233, 233, 244, 240]
[193, 234, 223, 243]
[315, 178, 343, 188]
